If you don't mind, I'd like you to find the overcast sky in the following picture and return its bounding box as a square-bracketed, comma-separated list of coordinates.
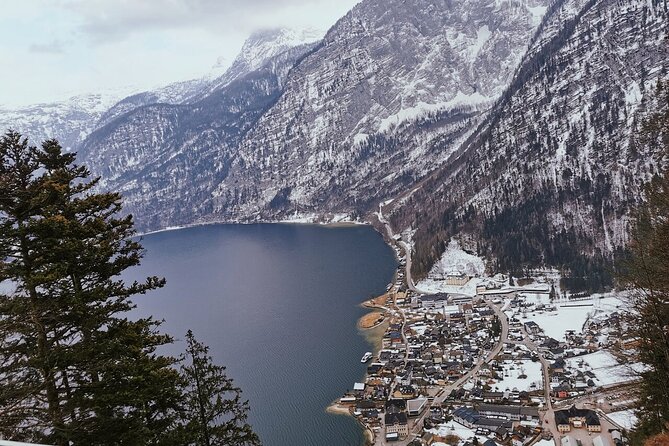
[0, 0, 360, 108]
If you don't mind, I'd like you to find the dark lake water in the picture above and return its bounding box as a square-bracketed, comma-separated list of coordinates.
[128, 223, 397, 446]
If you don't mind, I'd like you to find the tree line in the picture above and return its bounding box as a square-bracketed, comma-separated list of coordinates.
[0, 131, 260, 445]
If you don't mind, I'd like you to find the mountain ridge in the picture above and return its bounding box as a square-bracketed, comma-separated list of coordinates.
[387, 0, 669, 284]
[78, 38, 320, 231]
[208, 0, 552, 224]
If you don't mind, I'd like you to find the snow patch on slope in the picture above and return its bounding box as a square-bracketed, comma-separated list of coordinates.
[231, 28, 325, 75]
[624, 81, 642, 106]
[377, 91, 492, 132]
[471, 25, 492, 58]
[527, 5, 548, 25]
[423, 238, 486, 278]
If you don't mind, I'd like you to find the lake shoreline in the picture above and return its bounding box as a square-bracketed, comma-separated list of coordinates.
[326, 291, 396, 446]
[136, 218, 369, 237]
[133, 222, 398, 446]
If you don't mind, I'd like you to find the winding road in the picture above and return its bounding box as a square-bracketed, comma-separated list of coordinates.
[375, 203, 417, 292]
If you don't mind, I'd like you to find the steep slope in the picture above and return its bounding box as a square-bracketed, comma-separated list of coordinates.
[96, 79, 210, 128]
[191, 28, 324, 102]
[79, 42, 317, 231]
[388, 0, 669, 285]
[0, 28, 322, 154]
[98, 28, 324, 127]
[210, 0, 550, 221]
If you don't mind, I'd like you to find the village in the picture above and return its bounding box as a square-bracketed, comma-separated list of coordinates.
[333, 236, 639, 446]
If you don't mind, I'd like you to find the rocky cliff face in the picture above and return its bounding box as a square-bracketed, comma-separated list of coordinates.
[388, 0, 669, 282]
[211, 0, 550, 221]
[73, 0, 548, 232]
[191, 28, 324, 103]
[97, 29, 324, 129]
[0, 28, 322, 156]
[78, 41, 317, 231]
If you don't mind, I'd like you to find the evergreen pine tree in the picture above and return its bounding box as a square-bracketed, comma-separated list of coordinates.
[619, 83, 669, 444]
[0, 131, 63, 442]
[623, 167, 669, 443]
[0, 132, 183, 445]
[179, 330, 260, 446]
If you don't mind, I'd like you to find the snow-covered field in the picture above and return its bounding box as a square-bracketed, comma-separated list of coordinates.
[523, 306, 591, 341]
[417, 239, 487, 295]
[565, 350, 642, 387]
[428, 239, 486, 277]
[428, 420, 488, 444]
[490, 360, 543, 393]
[410, 323, 429, 336]
[517, 295, 624, 341]
[607, 409, 638, 430]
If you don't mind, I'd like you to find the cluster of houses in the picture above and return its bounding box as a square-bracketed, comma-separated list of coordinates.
[439, 341, 545, 404]
[548, 357, 600, 399]
[339, 269, 633, 446]
[339, 288, 575, 444]
[503, 294, 626, 401]
[339, 293, 505, 442]
[567, 311, 623, 350]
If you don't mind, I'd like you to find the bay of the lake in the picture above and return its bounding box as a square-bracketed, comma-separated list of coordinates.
[128, 223, 397, 446]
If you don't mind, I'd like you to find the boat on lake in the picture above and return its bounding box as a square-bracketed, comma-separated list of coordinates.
[361, 352, 373, 363]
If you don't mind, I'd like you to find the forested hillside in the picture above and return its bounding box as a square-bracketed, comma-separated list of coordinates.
[388, 0, 669, 285]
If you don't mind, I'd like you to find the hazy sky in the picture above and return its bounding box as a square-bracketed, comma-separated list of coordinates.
[0, 0, 360, 107]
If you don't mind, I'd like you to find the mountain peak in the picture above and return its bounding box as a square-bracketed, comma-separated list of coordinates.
[204, 27, 324, 89]
[231, 27, 324, 73]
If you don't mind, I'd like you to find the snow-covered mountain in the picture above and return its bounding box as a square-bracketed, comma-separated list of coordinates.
[95, 79, 210, 129]
[210, 0, 550, 221]
[98, 28, 325, 127]
[79, 37, 319, 231]
[6, 0, 668, 283]
[77, 0, 549, 232]
[192, 28, 325, 102]
[0, 93, 121, 151]
[0, 27, 324, 152]
[388, 0, 669, 281]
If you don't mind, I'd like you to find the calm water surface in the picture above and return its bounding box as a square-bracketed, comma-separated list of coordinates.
[128, 224, 397, 446]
